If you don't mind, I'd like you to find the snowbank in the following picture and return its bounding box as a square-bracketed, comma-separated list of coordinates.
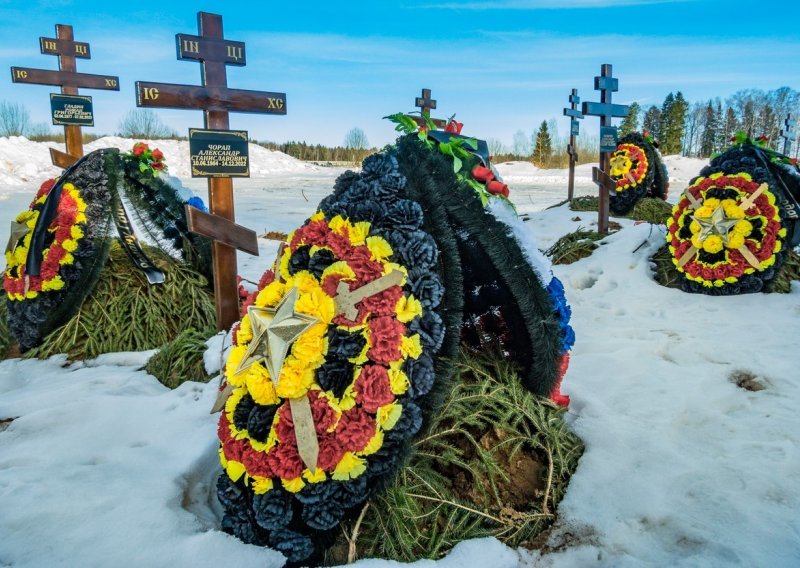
[0, 136, 319, 187]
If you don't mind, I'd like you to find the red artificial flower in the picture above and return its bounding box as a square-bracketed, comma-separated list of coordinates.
[472, 165, 494, 183]
[151, 162, 165, 171]
[486, 180, 510, 198]
[445, 119, 463, 134]
[35, 178, 56, 201]
[316, 434, 345, 472]
[355, 364, 395, 412]
[132, 142, 148, 157]
[336, 407, 377, 452]
[309, 391, 338, 435]
[360, 284, 403, 316]
[242, 445, 273, 478]
[267, 441, 304, 479]
[367, 316, 405, 364]
[152, 148, 164, 161]
[550, 352, 571, 407]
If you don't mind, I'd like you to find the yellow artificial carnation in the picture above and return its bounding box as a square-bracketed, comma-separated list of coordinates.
[279, 251, 292, 281]
[41, 275, 65, 291]
[337, 384, 357, 411]
[322, 261, 356, 281]
[282, 477, 306, 493]
[388, 365, 409, 395]
[733, 220, 753, 236]
[366, 236, 393, 261]
[727, 233, 745, 250]
[295, 287, 335, 323]
[251, 476, 274, 494]
[350, 221, 371, 245]
[291, 325, 328, 368]
[691, 234, 703, 250]
[237, 314, 254, 344]
[247, 368, 279, 406]
[395, 294, 422, 323]
[226, 460, 246, 482]
[689, 220, 701, 234]
[289, 270, 321, 295]
[256, 281, 286, 308]
[702, 235, 724, 254]
[303, 468, 327, 483]
[722, 200, 745, 219]
[224, 386, 246, 421]
[276, 358, 314, 399]
[225, 345, 248, 385]
[377, 403, 402, 431]
[328, 215, 348, 234]
[310, 212, 325, 222]
[61, 239, 78, 252]
[70, 225, 84, 239]
[360, 429, 384, 456]
[400, 334, 422, 359]
[332, 452, 367, 481]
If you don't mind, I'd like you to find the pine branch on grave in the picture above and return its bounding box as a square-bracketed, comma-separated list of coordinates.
[327, 349, 584, 564]
[145, 325, 216, 388]
[26, 242, 215, 360]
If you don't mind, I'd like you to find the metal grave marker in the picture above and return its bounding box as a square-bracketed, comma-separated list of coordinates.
[136, 11, 287, 331]
[10, 24, 119, 168]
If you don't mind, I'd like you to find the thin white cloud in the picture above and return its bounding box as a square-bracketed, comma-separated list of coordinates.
[417, 0, 692, 9]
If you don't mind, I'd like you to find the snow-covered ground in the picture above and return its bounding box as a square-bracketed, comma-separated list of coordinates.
[1, 139, 799, 567]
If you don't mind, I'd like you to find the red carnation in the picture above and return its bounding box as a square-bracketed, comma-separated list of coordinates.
[360, 285, 403, 316]
[472, 165, 494, 183]
[267, 441, 304, 479]
[132, 142, 148, 157]
[486, 180, 510, 198]
[35, 178, 56, 200]
[316, 434, 345, 472]
[336, 407, 377, 452]
[152, 148, 164, 161]
[367, 316, 405, 364]
[242, 445, 273, 478]
[309, 391, 338, 435]
[355, 364, 394, 413]
[151, 162, 164, 171]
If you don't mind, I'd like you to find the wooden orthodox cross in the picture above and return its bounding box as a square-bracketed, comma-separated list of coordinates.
[135, 11, 286, 331]
[581, 64, 629, 234]
[409, 88, 447, 128]
[10, 24, 120, 168]
[781, 113, 796, 157]
[563, 88, 583, 201]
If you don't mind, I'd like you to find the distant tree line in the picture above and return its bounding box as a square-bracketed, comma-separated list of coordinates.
[619, 87, 799, 158]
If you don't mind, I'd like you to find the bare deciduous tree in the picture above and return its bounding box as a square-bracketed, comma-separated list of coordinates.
[117, 109, 176, 139]
[0, 101, 31, 137]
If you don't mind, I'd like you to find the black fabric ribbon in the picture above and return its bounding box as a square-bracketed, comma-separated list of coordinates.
[112, 197, 165, 285]
[428, 131, 492, 167]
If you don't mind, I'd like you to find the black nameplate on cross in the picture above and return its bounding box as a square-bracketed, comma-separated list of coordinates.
[135, 12, 286, 331]
[10, 24, 119, 168]
[581, 64, 629, 234]
[409, 88, 447, 129]
[781, 113, 796, 157]
[563, 88, 584, 200]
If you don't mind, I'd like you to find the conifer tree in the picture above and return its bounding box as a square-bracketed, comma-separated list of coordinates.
[532, 120, 552, 166]
[619, 102, 640, 136]
[700, 101, 718, 157]
[642, 105, 662, 139]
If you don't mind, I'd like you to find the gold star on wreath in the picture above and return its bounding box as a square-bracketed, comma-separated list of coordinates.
[234, 287, 322, 471]
[693, 205, 740, 244]
[6, 221, 30, 254]
[235, 287, 320, 381]
[609, 154, 631, 175]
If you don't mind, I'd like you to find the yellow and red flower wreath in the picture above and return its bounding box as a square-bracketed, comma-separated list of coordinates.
[3, 179, 87, 300]
[667, 172, 787, 289]
[609, 143, 649, 192]
[218, 212, 427, 495]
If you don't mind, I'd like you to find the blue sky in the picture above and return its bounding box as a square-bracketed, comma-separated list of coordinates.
[1, 0, 798, 147]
